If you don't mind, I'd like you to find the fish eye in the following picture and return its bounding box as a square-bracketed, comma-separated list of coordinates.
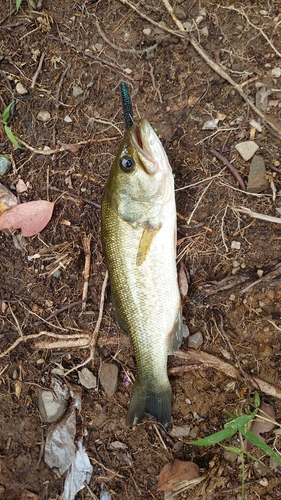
[120, 156, 135, 173]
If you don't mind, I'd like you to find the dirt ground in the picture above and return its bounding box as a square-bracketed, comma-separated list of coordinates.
[1, 0, 281, 498]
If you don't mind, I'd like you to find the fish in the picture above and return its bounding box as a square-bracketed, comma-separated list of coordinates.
[101, 110, 183, 427]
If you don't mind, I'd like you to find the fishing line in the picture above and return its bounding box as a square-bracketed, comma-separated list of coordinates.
[120, 82, 133, 129]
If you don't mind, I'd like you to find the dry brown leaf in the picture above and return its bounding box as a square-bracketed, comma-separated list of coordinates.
[60, 142, 82, 155]
[157, 459, 200, 492]
[244, 401, 276, 452]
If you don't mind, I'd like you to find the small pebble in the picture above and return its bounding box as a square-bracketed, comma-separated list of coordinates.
[99, 363, 118, 397]
[232, 260, 240, 268]
[64, 115, 72, 123]
[170, 425, 191, 437]
[95, 43, 103, 52]
[182, 21, 192, 31]
[0, 156, 11, 175]
[15, 82, 28, 95]
[78, 367, 97, 389]
[72, 85, 84, 98]
[189, 425, 199, 439]
[37, 110, 51, 122]
[271, 67, 281, 78]
[249, 119, 262, 132]
[235, 141, 259, 161]
[257, 269, 264, 278]
[247, 155, 269, 193]
[202, 119, 219, 130]
[38, 378, 69, 423]
[174, 7, 186, 20]
[143, 28, 152, 36]
[231, 241, 241, 250]
[188, 331, 203, 349]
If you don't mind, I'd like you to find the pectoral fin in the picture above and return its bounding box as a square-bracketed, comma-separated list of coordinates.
[136, 225, 160, 266]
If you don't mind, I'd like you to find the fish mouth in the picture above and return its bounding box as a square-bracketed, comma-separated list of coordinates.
[131, 121, 158, 174]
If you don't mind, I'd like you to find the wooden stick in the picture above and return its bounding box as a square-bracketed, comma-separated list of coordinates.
[172, 350, 281, 400]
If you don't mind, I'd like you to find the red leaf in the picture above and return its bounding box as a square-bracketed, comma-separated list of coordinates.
[0, 200, 54, 236]
[157, 459, 200, 492]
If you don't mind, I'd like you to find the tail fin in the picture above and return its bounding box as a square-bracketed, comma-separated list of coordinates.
[125, 378, 172, 427]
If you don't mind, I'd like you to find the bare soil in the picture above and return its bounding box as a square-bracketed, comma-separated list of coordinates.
[0, 0, 281, 499]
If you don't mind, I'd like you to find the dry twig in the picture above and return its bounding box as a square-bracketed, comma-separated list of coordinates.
[152, 0, 281, 138]
[81, 235, 92, 312]
[30, 52, 45, 89]
[172, 349, 281, 400]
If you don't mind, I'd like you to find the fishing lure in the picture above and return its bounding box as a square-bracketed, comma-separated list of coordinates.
[120, 82, 134, 129]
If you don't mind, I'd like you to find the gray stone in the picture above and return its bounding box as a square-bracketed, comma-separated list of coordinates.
[99, 362, 118, 396]
[37, 110, 51, 122]
[247, 155, 269, 193]
[0, 156, 11, 175]
[78, 367, 97, 389]
[255, 86, 268, 112]
[174, 7, 186, 20]
[188, 331, 203, 349]
[235, 141, 259, 161]
[170, 425, 191, 437]
[16, 82, 28, 95]
[72, 85, 84, 97]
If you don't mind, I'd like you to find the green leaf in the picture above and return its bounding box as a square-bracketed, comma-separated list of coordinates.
[16, 0, 22, 10]
[2, 102, 14, 125]
[241, 429, 281, 467]
[4, 125, 21, 149]
[254, 392, 261, 408]
[225, 410, 258, 430]
[188, 426, 236, 446]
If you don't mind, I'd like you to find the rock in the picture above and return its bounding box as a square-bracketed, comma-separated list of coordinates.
[231, 240, 241, 250]
[272, 67, 281, 78]
[189, 425, 199, 439]
[72, 85, 84, 97]
[182, 21, 192, 31]
[38, 377, 69, 423]
[187, 331, 203, 349]
[170, 425, 191, 437]
[174, 7, 186, 20]
[202, 118, 219, 130]
[37, 110, 51, 122]
[247, 155, 269, 193]
[255, 85, 268, 111]
[143, 27, 152, 36]
[99, 362, 118, 396]
[95, 43, 103, 52]
[64, 115, 72, 123]
[78, 367, 97, 389]
[0, 156, 11, 175]
[16, 82, 28, 95]
[249, 119, 262, 132]
[235, 141, 259, 161]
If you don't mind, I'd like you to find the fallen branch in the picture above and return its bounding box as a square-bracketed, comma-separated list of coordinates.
[233, 206, 281, 224]
[172, 350, 281, 400]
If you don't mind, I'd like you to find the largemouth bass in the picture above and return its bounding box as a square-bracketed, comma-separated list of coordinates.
[101, 118, 183, 426]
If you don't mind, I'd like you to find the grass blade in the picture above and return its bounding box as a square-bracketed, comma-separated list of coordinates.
[4, 125, 21, 149]
[240, 429, 281, 467]
[188, 426, 236, 446]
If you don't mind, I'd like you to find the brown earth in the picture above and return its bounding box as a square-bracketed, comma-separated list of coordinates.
[0, 0, 281, 499]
